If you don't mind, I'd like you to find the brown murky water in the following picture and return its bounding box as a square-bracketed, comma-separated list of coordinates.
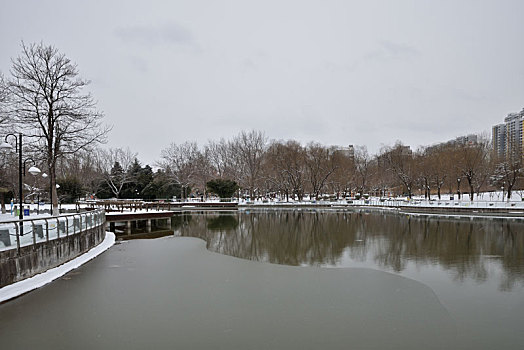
[0, 208, 523, 349]
[175, 209, 524, 349]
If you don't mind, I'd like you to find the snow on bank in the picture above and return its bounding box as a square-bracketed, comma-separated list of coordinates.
[0, 212, 52, 222]
[105, 209, 172, 216]
[0, 232, 115, 303]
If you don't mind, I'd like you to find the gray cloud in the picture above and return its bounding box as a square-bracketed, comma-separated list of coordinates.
[115, 22, 194, 46]
[2, 0, 523, 165]
[364, 40, 419, 62]
[128, 56, 148, 73]
[379, 40, 419, 57]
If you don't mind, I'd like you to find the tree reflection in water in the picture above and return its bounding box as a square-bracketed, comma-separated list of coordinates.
[177, 209, 524, 291]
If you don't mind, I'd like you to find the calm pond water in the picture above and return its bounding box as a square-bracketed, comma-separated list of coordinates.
[170, 209, 524, 347]
[1, 208, 523, 349]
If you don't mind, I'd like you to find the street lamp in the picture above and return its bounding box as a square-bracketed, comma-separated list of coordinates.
[27, 166, 41, 176]
[1, 133, 41, 233]
[457, 178, 461, 200]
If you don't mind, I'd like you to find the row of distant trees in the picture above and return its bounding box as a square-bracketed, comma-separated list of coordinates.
[1, 42, 523, 206]
[3, 128, 518, 205]
[152, 130, 524, 202]
[1, 143, 240, 205]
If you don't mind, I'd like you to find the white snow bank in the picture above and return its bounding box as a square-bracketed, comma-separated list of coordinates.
[105, 209, 172, 216]
[0, 232, 115, 303]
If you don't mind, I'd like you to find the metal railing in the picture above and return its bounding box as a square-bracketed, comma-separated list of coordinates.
[0, 209, 105, 253]
[346, 199, 524, 209]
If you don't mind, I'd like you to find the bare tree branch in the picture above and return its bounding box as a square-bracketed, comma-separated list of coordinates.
[5, 42, 111, 213]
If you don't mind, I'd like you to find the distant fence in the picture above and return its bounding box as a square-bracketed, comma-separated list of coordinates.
[238, 199, 524, 214]
[78, 200, 238, 212]
[347, 199, 524, 210]
[0, 209, 106, 288]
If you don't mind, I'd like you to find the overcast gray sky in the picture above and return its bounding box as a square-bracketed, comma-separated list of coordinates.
[2, 0, 523, 164]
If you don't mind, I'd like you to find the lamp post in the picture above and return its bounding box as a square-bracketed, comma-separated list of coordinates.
[0, 133, 41, 234]
[457, 178, 461, 200]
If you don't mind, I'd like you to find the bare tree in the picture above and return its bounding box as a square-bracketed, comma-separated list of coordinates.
[231, 130, 267, 198]
[0, 72, 9, 126]
[159, 141, 200, 200]
[415, 148, 435, 200]
[329, 148, 354, 199]
[205, 138, 237, 180]
[5, 42, 110, 214]
[57, 149, 103, 197]
[455, 136, 490, 201]
[492, 139, 523, 201]
[97, 148, 136, 198]
[193, 149, 214, 198]
[264, 140, 306, 201]
[305, 143, 338, 199]
[381, 142, 416, 198]
[354, 146, 373, 195]
[428, 146, 449, 200]
[0, 150, 17, 213]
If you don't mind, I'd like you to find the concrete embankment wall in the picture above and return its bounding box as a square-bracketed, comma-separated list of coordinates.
[397, 206, 524, 218]
[0, 226, 106, 288]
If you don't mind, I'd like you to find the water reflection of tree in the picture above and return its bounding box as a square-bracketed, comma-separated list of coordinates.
[206, 214, 239, 231]
[171, 213, 193, 233]
[178, 210, 524, 290]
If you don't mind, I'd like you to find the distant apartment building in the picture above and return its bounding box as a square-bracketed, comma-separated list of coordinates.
[492, 108, 524, 159]
[492, 123, 506, 158]
[376, 144, 412, 168]
[426, 134, 478, 154]
[454, 134, 478, 145]
[333, 145, 355, 160]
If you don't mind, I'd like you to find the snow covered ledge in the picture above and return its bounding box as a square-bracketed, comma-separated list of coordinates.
[0, 232, 115, 303]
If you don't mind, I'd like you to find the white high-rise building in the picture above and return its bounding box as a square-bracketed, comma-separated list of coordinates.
[492, 108, 524, 159]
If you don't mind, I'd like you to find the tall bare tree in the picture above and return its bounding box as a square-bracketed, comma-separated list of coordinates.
[193, 148, 214, 198]
[415, 148, 432, 199]
[205, 138, 236, 179]
[0, 72, 11, 212]
[305, 143, 338, 199]
[159, 141, 200, 200]
[97, 148, 137, 199]
[5, 42, 110, 214]
[0, 72, 9, 126]
[455, 136, 490, 201]
[381, 142, 416, 198]
[328, 148, 354, 199]
[264, 140, 307, 201]
[427, 145, 449, 199]
[57, 149, 104, 197]
[492, 139, 523, 200]
[231, 130, 267, 198]
[354, 146, 373, 195]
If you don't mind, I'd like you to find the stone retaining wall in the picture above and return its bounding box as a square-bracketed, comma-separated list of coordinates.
[0, 225, 106, 288]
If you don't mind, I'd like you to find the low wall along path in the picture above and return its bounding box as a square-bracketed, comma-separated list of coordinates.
[0, 209, 106, 288]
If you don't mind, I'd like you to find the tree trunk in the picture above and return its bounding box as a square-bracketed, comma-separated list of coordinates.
[50, 166, 59, 215]
[0, 192, 5, 214]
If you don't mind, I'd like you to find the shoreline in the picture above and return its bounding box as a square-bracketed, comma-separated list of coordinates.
[0, 232, 115, 303]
